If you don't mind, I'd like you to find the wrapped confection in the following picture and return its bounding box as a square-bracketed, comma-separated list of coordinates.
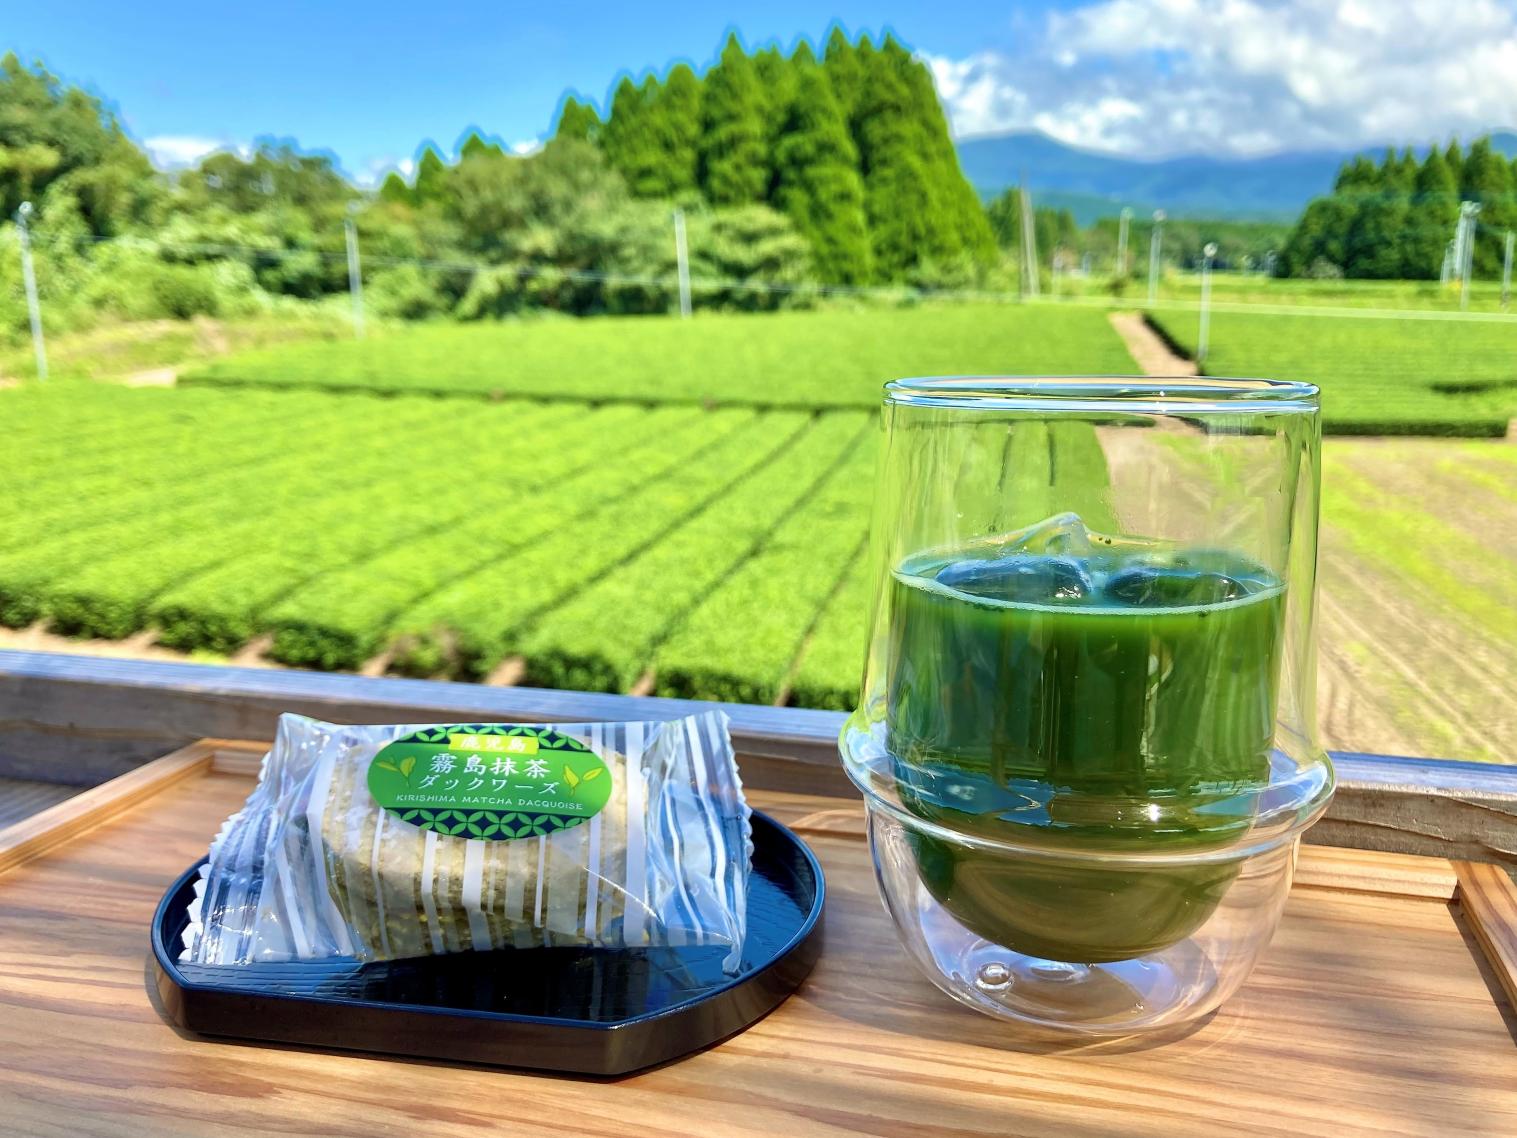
[183, 711, 751, 969]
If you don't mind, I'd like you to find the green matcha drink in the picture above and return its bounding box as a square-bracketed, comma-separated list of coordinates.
[885, 513, 1285, 963]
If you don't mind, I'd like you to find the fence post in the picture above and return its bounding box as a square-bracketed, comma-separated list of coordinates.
[1018, 183, 1040, 298]
[14, 202, 47, 382]
[1197, 241, 1217, 366]
[1147, 209, 1166, 306]
[1116, 206, 1131, 277]
[672, 208, 692, 319]
[344, 203, 364, 340]
[1503, 230, 1513, 310]
[1459, 202, 1480, 311]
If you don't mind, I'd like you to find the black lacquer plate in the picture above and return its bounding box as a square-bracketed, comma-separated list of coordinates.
[151, 810, 824, 1077]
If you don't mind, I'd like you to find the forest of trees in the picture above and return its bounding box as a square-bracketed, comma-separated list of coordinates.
[536, 30, 994, 284]
[0, 31, 1005, 342]
[14, 29, 1506, 347]
[1278, 137, 1517, 279]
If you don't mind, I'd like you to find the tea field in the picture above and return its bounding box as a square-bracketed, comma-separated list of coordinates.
[0, 381, 1115, 711]
[6, 302, 1515, 762]
[1149, 308, 1517, 436]
[181, 304, 1137, 406]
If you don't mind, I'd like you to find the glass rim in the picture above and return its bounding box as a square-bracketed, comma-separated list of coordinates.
[884, 375, 1319, 413]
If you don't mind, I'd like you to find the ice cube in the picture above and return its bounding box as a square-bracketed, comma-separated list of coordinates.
[1007, 512, 1094, 559]
[1104, 566, 1247, 607]
[936, 554, 1093, 603]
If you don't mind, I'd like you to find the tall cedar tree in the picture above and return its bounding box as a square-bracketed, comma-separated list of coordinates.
[822, 28, 866, 126]
[1444, 140, 1465, 188]
[1405, 146, 1458, 278]
[851, 39, 940, 277]
[699, 35, 770, 205]
[378, 170, 412, 205]
[413, 145, 449, 205]
[554, 96, 602, 143]
[656, 64, 703, 195]
[1345, 149, 1411, 279]
[1460, 138, 1515, 276]
[460, 132, 505, 161]
[602, 76, 669, 197]
[772, 58, 871, 284]
[753, 44, 797, 195]
[883, 35, 996, 263]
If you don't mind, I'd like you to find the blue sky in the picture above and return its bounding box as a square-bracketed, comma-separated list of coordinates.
[8, 1, 1517, 179]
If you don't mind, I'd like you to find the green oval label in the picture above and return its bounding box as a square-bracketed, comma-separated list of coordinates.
[367, 724, 612, 841]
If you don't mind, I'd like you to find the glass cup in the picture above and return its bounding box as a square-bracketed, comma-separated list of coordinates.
[841, 377, 1334, 1035]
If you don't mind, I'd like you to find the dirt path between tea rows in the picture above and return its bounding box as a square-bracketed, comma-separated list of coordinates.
[1109, 311, 1198, 377]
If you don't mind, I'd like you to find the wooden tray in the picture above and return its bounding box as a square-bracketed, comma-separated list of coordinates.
[2, 738, 1516, 1137]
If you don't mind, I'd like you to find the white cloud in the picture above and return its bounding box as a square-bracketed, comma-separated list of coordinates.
[510, 138, 541, 156]
[928, 0, 1517, 155]
[143, 135, 233, 168]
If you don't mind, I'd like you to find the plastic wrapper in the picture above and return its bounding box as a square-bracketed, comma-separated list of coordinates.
[182, 711, 751, 970]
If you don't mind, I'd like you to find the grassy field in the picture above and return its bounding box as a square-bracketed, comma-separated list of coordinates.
[1149, 307, 1517, 436]
[181, 304, 1137, 406]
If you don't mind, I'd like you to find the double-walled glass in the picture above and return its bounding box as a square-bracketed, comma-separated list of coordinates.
[841, 377, 1333, 1034]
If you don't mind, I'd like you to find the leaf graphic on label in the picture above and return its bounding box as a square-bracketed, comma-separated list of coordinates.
[564, 766, 580, 789]
[399, 756, 416, 778]
[375, 759, 400, 773]
[583, 768, 602, 781]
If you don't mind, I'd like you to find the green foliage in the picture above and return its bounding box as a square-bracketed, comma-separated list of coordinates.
[1404, 147, 1458, 278]
[0, 53, 158, 234]
[686, 205, 813, 310]
[413, 145, 449, 206]
[553, 96, 602, 144]
[378, 171, 412, 205]
[601, 76, 664, 197]
[1460, 138, 1515, 276]
[656, 64, 703, 195]
[772, 63, 871, 284]
[1280, 135, 1517, 280]
[698, 35, 769, 206]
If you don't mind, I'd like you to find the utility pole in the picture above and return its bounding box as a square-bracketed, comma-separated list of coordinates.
[14, 202, 46, 382]
[344, 202, 365, 340]
[1503, 230, 1513, 309]
[672, 208, 692, 319]
[1018, 182, 1040, 298]
[1147, 209, 1166, 306]
[1197, 242, 1217, 366]
[1116, 207, 1132, 278]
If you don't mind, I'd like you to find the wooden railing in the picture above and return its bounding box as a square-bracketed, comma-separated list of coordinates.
[1, 649, 1513, 864]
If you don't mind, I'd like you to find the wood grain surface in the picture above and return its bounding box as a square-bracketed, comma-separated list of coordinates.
[1, 754, 1515, 1137]
[1457, 860, 1517, 1011]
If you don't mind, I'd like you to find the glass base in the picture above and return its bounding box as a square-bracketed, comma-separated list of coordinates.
[864, 804, 1297, 1036]
[909, 891, 1222, 1035]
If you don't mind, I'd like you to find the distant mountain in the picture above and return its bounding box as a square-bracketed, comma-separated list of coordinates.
[956, 130, 1517, 224]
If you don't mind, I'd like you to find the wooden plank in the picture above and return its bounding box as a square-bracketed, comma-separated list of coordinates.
[1294, 844, 1458, 900]
[0, 741, 216, 876]
[5, 650, 1517, 861]
[1456, 860, 1517, 1010]
[1, 759, 1515, 1137]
